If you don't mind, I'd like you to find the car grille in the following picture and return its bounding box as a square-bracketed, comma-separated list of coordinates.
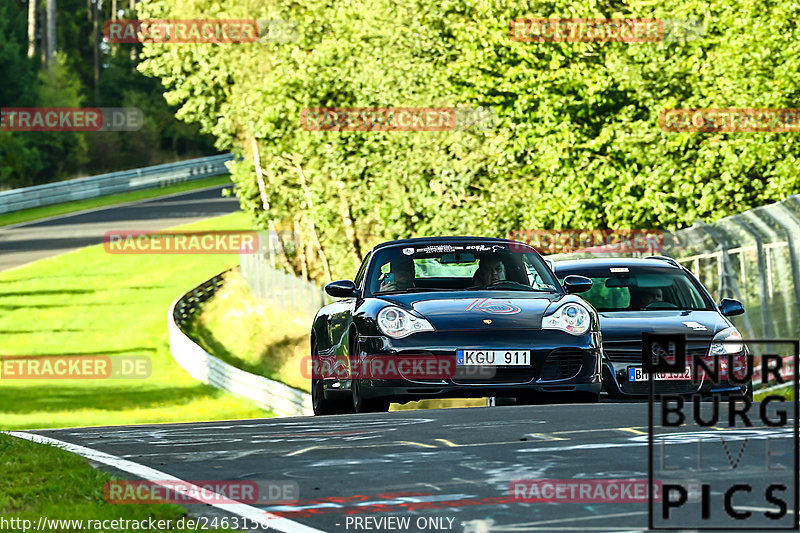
[452, 366, 534, 385]
[540, 348, 585, 381]
[604, 342, 711, 363]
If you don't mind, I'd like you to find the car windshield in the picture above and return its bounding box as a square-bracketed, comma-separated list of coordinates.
[554, 265, 712, 311]
[368, 243, 562, 295]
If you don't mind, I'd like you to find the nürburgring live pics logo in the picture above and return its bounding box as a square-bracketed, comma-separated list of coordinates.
[646, 334, 799, 530]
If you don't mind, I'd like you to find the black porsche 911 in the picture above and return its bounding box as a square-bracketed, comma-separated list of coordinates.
[552, 256, 751, 399]
[310, 237, 603, 415]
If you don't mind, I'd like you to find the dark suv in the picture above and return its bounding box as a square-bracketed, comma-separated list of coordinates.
[552, 256, 751, 399]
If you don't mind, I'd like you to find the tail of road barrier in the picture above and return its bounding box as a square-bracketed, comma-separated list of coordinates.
[167, 271, 312, 417]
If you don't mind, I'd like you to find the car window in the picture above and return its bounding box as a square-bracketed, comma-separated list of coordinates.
[353, 251, 371, 290]
[368, 243, 562, 294]
[580, 278, 631, 309]
[554, 265, 712, 311]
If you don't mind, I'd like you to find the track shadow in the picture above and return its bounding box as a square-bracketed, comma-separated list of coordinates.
[0, 329, 86, 334]
[0, 301, 144, 311]
[0, 289, 96, 297]
[0, 383, 217, 414]
[3, 348, 157, 356]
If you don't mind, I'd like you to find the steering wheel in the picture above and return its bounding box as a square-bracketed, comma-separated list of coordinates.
[645, 301, 679, 309]
[487, 280, 531, 289]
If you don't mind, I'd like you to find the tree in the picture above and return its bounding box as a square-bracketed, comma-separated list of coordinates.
[136, 0, 800, 281]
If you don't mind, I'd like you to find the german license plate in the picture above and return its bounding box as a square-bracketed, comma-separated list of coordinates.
[456, 350, 530, 366]
[628, 366, 692, 381]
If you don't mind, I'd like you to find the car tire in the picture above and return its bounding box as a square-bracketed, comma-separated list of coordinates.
[492, 396, 517, 406]
[312, 378, 336, 415]
[515, 393, 542, 405]
[352, 377, 389, 413]
[311, 343, 352, 416]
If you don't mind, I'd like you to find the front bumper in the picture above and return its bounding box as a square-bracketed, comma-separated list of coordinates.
[324, 329, 602, 401]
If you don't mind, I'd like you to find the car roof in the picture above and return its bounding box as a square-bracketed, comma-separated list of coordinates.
[371, 236, 521, 251]
[552, 257, 683, 271]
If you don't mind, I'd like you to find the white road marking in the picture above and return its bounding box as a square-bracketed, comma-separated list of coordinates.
[286, 446, 321, 456]
[5, 431, 327, 533]
[460, 515, 652, 532]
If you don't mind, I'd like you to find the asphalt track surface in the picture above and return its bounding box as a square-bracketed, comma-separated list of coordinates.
[0, 185, 239, 272]
[25, 402, 798, 533]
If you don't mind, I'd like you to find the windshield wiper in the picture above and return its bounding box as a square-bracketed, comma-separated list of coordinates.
[474, 285, 557, 293]
[377, 287, 459, 295]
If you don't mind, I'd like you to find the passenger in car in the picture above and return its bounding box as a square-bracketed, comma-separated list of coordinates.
[473, 255, 506, 286]
[378, 257, 416, 291]
[640, 287, 664, 308]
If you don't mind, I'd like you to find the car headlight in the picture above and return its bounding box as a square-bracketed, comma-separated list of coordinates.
[543, 303, 591, 335]
[377, 306, 434, 339]
[710, 327, 743, 355]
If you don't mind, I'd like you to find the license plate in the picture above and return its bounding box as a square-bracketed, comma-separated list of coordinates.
[456, 350, 530, 366]
[628, 366, 692, 381]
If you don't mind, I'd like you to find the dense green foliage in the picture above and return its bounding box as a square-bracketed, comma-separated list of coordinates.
[137, 0, 800, 281]
[0, 0, 216, 190]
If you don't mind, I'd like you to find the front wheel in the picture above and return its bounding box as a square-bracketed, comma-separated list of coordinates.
[311, 343, 352, 415]
[352, 378, 389, 413]
[312, 378, 335, 415]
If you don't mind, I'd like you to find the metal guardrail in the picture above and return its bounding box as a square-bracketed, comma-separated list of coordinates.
[0, 153, 233, 214]
[548, 194, 800, 343]
[662, 195, 800, 342]
[167, 272, 312, 418]
[240, 230, 330, 315]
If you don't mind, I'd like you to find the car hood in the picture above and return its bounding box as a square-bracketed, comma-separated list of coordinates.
[598, 310, 731, 342]
[376, 291, 563, 331]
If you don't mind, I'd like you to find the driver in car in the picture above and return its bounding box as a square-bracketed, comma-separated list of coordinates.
[641, 287, 664, 308]
[378, 257, 416, 292]
[474, 255, 506, 286]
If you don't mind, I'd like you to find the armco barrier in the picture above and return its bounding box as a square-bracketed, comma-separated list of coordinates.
[0, 154, 233, 214]
[239, 231, 330, 316]
[168, 272, 312, 417]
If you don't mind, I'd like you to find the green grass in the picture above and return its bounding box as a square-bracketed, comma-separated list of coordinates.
[185, 269, 311, 393]
[0, 211, 270, 430]
[0, 175, 232, 228]
[755, 384, 795, 401]
[0, 433, 230, 532]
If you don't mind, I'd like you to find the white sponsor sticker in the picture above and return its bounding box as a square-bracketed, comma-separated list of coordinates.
[682, 321, 707, 331]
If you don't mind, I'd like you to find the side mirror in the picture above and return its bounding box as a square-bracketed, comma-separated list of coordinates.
[563, 275, 592, 294]
[325, 280, 357, 298]
[719, 298, 744, 317]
